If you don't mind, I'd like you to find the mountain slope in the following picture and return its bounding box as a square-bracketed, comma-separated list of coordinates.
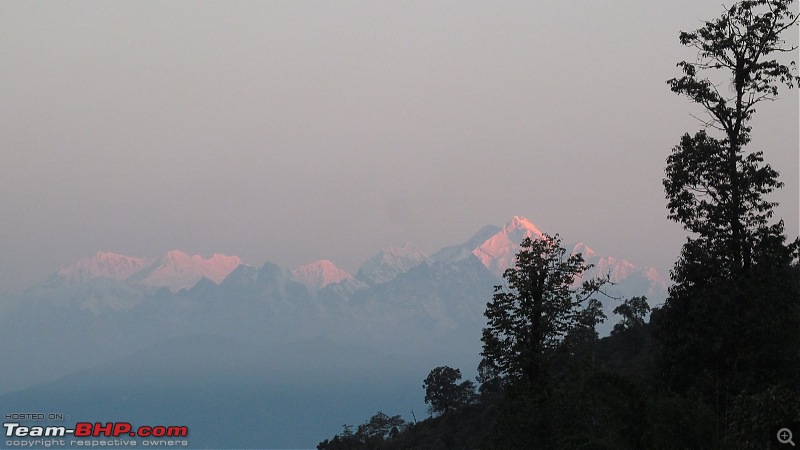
[291, 260, 352, 290]
[472, 216, 543, 277]
[355, 242, 431, 285]
[53, 250, 241, 292]
[5, 216, 667, 395]
[469, 217, 667, 300]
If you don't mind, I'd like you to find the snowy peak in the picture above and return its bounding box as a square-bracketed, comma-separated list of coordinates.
[356, 242, 431, 285]
[468, 217, 668, 301]
[143, 251, 242, 291]
[472, 216, 544, 277]
[57, 252, 155, 284]
[291, 260, 352, 290]
[571, 242, 597, 260]
[56, 251, 241, 292]
[569, 242, 667, 288]
[507, 215, 543, 236]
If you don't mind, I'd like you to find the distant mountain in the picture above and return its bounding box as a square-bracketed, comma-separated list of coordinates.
[0, 215, 675, 448]
[571, 242, 668, 300]
[44, 216, 665, 301]
[140, 250, 241, 291]
[432, 224, 502, 262]
[56, 251, 155, 283]
[54, 250, 241, 292]
[472, 216, 544, 276]
[291, 260, 352, 290]
[3, 216, 667, 396]
[355, 242, 431, 285]
[466, 217, 667, 302]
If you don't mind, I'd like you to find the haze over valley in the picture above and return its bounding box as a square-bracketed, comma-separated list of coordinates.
[1, 216, 666, 447]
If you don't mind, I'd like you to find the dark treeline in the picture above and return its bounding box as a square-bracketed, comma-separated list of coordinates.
[318, 1, 800, 448]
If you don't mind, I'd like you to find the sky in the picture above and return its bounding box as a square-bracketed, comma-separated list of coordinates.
[1, 1, 798, 293]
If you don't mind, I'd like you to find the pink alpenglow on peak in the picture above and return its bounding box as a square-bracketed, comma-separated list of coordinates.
[57, 252, 156, 284]
[470, 217, 669, 300]
[142, 251, 242, 291]
[56, 250, 242, 292]
[570, 242, 597, 260]
[472, 216, 544, 277]
[569, 242, 667, 288]
[291, 260, 352, 290]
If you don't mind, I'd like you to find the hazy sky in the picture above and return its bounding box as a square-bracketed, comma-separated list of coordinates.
[1, 1, 797, 293]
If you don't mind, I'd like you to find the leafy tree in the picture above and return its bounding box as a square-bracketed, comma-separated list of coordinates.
[663, 0, 798, 280]
[317, 412, 406, 450]
[561, 296, 607, 353]
[475, 358, 503, 396]
[654, 0, 800, 441]
[480, 234, 609, 388]
[724, 384, 800, 449]
[479, 234, 611, 448]
[423, 366, 476, 415]
[612, 296, 650, 335]
[357, 411, 406, 441]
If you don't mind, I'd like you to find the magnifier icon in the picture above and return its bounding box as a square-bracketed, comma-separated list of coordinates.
[778, 428, 795, 446]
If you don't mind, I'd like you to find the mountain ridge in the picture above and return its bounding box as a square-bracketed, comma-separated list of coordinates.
[46, 216, 667, 295]
[55, 250, 241, 292]
[0, 216, 668, 398]
[291, 260, 352, 290]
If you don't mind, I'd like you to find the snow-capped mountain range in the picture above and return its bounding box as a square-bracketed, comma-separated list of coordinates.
[55, 250, 242, 292]
[2, 216, 668, 397]
[0, 216, 670, 446]
[50, 216, 666, 297]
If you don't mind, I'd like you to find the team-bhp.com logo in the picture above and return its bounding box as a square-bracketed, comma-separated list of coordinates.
[4, 422, 188, 438]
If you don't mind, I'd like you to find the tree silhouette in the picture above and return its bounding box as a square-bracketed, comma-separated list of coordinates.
[612, 296, 650, 335]
[423, 366, 476, 415]
[480, 234, 609, 388]
[654, 0, 800, 443]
